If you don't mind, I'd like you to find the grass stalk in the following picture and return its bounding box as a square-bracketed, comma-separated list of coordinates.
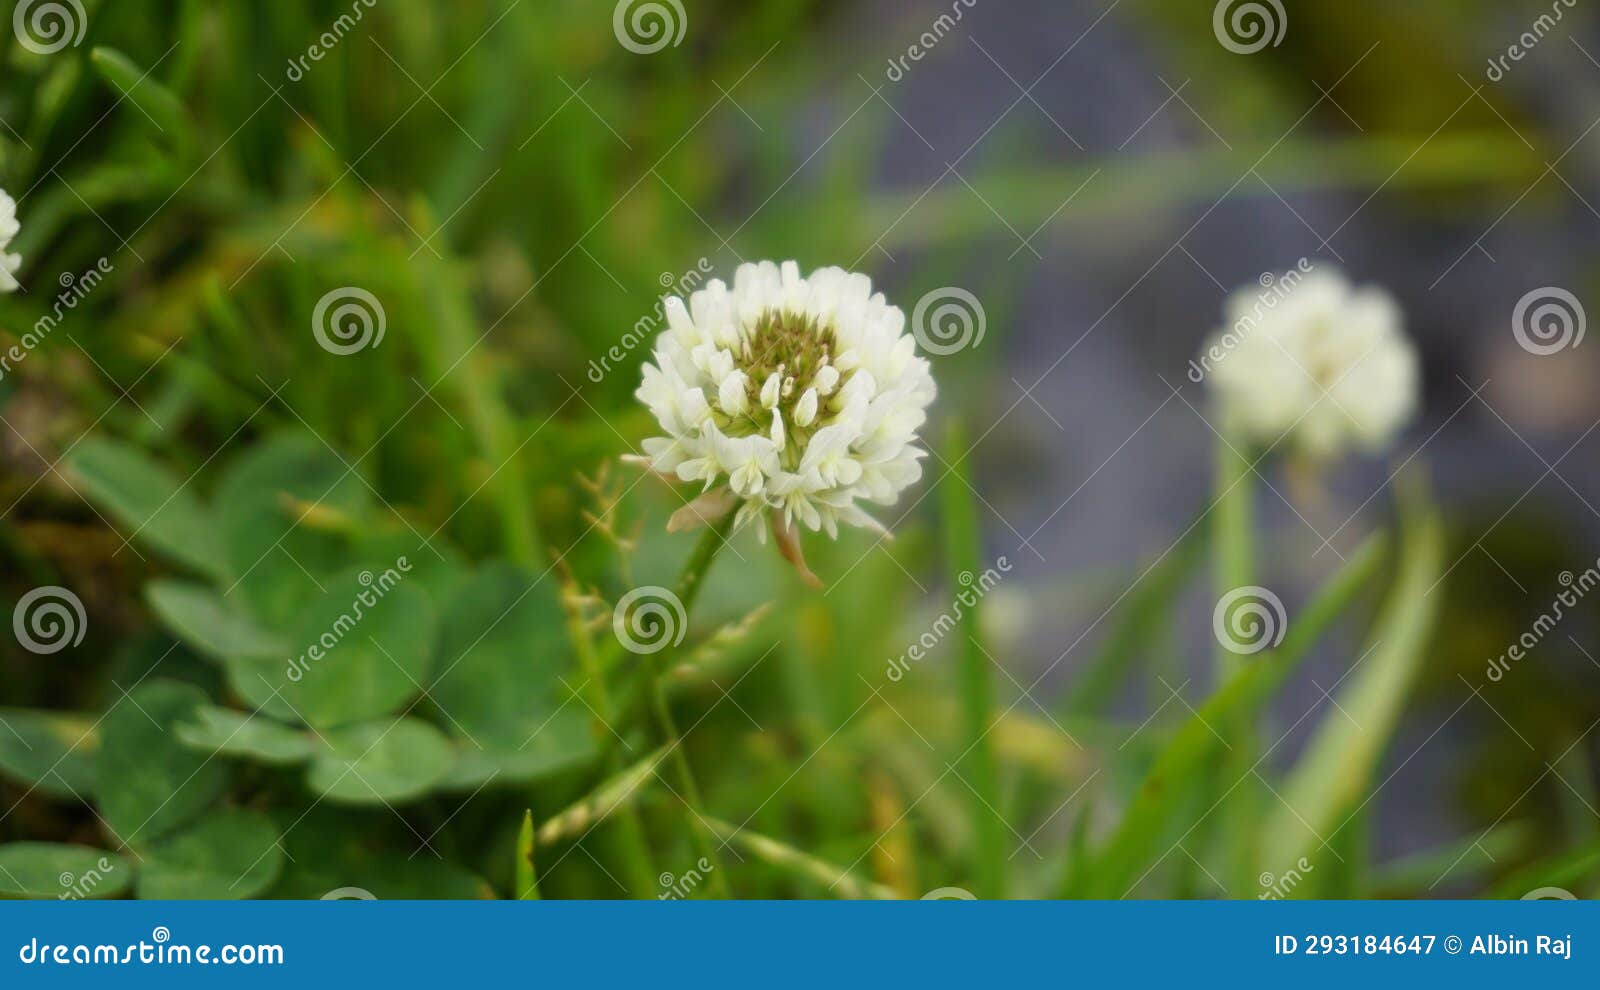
[640, 511, 738, 897]
[417, 211, 542, 566]
[1212, 435, 1259, 895]
[704, 816, 898, 900]
[562, 595, 658, 897]
[1213, 438, 1256, 679]
[516, 809, 540, 900]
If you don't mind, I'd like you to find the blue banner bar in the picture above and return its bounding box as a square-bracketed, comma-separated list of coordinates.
[1, 901, 1595, 986]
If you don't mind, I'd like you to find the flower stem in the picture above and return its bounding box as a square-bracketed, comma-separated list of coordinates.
[563, 593, 658, 897]
[1213, 438, 1256, 679]
[1212, 435, 1261, 895]
[643, 511, 737, 897]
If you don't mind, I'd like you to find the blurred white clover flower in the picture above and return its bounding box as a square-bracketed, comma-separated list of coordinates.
[1200, 268, 1418, 459]
[0, 189, 22, 293]
[630, 261, 936, 575]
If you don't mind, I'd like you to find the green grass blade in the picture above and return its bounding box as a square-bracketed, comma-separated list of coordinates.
[1069, 531, 1388, 898]
[89, 48, 194, 157]
[1213, 441, 1256, 679]
[1258, 478, 1444, 891]
[536, 746, 667, 847]
[516, 809, 539, 900]
[940, 420, 1005, 898]
[1488, 836, 1600, 900]
[1369, 822, 1530, 897]
[1064, 516, 1207, 716]
[704, 817, 896, 900]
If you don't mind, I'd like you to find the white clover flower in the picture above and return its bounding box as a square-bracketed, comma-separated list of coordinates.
[0, 190, 21, 293]
[631, 261, 936, 567]
[1200, 268, 1418, 459]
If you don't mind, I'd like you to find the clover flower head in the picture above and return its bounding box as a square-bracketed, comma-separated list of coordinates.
[631, 261, 936, 569]
[1201, 267, 1418, 459]
[0, 189, 21, 294]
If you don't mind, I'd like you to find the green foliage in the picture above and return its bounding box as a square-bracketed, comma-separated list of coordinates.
[146, 581, 288, 661]
[0, 843, 131, 899]
[96, 680, 228, 846]
[174, 707, 317, 765]
[427, 565, 595, 779]
[136, 809, 283, 899]
[0, 0, 1583, 902]
[67, 438, 228, 581]
[0, 709, 100, 801]
[305, 718, 455, 804]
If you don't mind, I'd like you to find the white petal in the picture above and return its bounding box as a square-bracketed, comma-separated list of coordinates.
[718, 371, 748, 416]
[794, 388, 818, 427]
